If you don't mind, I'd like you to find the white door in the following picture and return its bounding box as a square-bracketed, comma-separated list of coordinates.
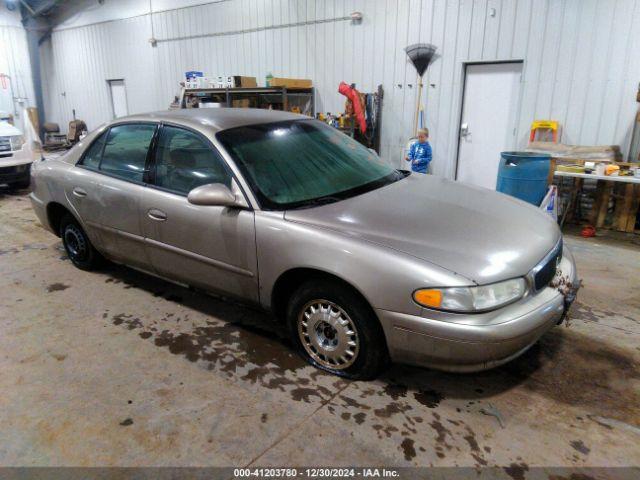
[108, 80, 128, 119]
[456, 62, 523, 189]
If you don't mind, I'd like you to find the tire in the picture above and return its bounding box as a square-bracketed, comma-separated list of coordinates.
[60, 214, 104, 271]
[286, 279, 389, 380]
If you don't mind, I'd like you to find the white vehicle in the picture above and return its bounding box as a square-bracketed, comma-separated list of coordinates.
[0, 120, 31, 189]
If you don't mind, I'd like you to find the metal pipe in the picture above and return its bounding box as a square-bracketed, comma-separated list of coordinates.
[154, 14, 359, 44]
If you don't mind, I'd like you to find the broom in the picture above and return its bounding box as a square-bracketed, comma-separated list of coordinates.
[405, 43, 437, 136]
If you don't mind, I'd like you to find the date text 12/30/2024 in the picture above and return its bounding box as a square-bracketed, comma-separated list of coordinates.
[233, 468, 400, 478]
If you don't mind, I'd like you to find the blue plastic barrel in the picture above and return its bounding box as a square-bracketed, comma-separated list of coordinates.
[496, 152, 551, 206]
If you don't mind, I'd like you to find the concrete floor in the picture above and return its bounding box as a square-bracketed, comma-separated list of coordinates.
[1, 185, 639, 470]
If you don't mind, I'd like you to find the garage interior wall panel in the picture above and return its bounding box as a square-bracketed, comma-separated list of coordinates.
[0, 9, 36, 120]
[42, 0, 640, 178]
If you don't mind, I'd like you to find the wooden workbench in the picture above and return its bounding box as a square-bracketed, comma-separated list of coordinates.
[554, 171, 640, 184]
[553, 170, 640, 232]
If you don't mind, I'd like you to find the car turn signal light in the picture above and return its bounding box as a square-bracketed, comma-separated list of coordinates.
[413, 289, 442, 308]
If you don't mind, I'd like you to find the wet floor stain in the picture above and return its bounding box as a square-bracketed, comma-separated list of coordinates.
[569, 440, 590, 455]
[414, 389, 444, 408]
[108, 310, 339, 404]
[383, 383, 408, 400]
[105, 277, 136, 289]
[463, 424, 487, 466]
[21, 243, 49, 251]
[502, 462, 529, 480]
[400, 437, 416, 460]
[46, 283, 69, 293]
[548, 473, 598, 480]
[0, 243, 49, 256]
[572, 301, 640, 327]
[112, 313, 142, 330]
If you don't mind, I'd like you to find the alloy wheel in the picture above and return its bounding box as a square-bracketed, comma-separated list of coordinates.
[64, 224, 88, 262]
[297, 299, 360, 370]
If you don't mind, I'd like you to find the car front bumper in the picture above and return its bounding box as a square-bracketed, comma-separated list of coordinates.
[376, 248, 578, 372]
[0, 148, 32, 184]
[0, 163, 31, 184]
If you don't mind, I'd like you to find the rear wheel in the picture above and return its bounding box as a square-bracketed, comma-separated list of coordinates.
[60, 214, 104, 270]
[287, 279, 388, 379]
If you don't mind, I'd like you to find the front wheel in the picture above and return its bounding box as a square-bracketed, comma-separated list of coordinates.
[60, 214, 104, 271]
[286, 279, 388, 380]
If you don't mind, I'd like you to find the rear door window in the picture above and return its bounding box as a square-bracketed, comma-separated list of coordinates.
[100, 124, 156, 182]
[79, 131, 107, 169]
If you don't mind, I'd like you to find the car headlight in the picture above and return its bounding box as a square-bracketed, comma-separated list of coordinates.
[10, 135, 25, 150]
[413, 278, 526, 313]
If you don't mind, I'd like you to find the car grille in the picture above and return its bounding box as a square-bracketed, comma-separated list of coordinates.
[0, 137, 11, 153]
[533, 239, 563, 290]
[0, 164, 28, 174]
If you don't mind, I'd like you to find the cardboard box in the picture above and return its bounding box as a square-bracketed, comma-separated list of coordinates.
[232, 76, 257, 87]
[232, 99, 251, 108]
[269, 77, 312, 88]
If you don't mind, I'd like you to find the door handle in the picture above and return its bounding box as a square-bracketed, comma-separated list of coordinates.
[460, 123, 470, 137]
[72, 187, 87, 198]
[147, 209, 167, 221]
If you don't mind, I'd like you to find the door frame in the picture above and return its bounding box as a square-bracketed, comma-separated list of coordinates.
[107, 79, 128, 120]
[453, 60, 525, 180]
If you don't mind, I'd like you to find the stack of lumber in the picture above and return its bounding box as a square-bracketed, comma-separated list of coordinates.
[527, 142, 622, 162]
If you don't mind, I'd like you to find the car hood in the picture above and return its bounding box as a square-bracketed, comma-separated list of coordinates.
[0, 121, 22, 136]
[284, 174, 561, 285]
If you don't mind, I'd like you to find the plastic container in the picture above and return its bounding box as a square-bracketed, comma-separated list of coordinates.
[497, 152, 551, 206]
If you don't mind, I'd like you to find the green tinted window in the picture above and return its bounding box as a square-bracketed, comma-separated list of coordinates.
[100, 124, 156, 182]
[153, 126, 231, 195]
[80, 131, 106, 169]
[217, 120, 399, 209]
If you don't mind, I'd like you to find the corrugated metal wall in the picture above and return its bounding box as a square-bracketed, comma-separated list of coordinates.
[42, 0, 640, 177]
[0, 10, 36, 124]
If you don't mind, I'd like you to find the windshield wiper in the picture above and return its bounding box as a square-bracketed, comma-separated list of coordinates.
[295, 196, 344, 209]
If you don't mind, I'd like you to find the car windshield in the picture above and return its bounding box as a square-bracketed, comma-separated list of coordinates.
[217, 119, 405, 210]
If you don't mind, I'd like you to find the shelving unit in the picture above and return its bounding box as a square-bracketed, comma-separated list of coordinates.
[177, 86, 315, 116]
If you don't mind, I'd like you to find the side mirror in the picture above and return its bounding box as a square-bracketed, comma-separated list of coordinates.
[187, 183, 239, 207]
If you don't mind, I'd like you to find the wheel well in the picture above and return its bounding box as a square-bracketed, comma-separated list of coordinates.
[270, 268, 376, 322]
[46, 202, 71, 237]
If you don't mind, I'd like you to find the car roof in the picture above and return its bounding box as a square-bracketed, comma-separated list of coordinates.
[116, 108, 306, 133]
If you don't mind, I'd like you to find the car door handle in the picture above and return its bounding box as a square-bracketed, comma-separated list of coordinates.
[147, 209, 167, 221]
[72, 187, 87, 198]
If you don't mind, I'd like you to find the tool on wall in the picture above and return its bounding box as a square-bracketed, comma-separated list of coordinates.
[338, 82, 367, 134]
[405, 43, 437, 135]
